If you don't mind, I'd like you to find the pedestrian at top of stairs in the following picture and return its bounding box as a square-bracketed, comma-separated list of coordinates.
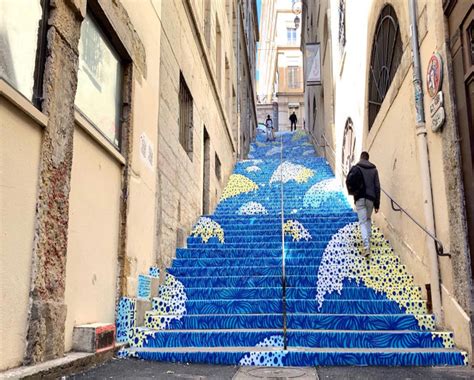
[346, 151, 381, 257]
[265, 115, 275, 141]
[289, 112, 297, 132]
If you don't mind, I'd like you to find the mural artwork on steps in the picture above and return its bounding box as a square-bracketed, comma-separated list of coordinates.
[116, 131, 468, 366]
[190, 217, 225, 243]
[238, 201, 269, 215]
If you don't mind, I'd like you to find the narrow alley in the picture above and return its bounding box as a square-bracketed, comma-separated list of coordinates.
[1, 0, 474, 379]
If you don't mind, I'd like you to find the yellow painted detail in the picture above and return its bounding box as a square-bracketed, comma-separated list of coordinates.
[221, 174, 259, 200]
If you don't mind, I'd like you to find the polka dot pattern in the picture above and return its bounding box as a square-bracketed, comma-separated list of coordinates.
[270, 162, 315, 184]
[316, 222, 432, 329]
[221, 174, 259, 200]
[303, 178, 343, 209]
[191, 217, 225, 243]
[238, 202, 269, 215]
[284, 220, 312, 241]
[245, 165, 261, 173]
[148, 273, 187, 330]
[239, 335, 287, 366]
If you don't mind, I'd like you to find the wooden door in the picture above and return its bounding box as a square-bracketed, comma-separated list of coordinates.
[446, 2, 474, 276]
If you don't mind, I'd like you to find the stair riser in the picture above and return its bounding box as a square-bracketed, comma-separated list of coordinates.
[128, 331, 448, 349]
[186, 242, 338, 249]
[123, 350, 467, 367]
[187, 236, 335, 245]
[178, 287, 419, 301]
[168, 266, 321, 277]
[172, 257, 323, 266]
[151, 300, 426, 315]
[175, 276, 412, 288]
[144, 314, 433, 331]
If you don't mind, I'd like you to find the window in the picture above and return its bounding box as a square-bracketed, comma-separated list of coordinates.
[287, 27, 297, 44]
[342, 118, 356, 176]
[204, 0, 211, 47]
[215, 153, 221, 181]
[338, 0, 346, 50]
[216, 18, 222, 88]
[368, 5, 402, 130]
[225, 57, 231, 118]
[76, 14, 123, 147]
[0, 0, 43, 101]
[179, 73, 193, 158]
[287, 66, 299, 89]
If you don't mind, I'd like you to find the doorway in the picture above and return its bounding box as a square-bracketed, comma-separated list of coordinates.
[447, 3, 474, 276]
[203, 127, 211, 215]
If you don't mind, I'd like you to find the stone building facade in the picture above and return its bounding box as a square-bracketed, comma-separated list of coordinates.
[0, 0, 257, 371]
[301, 0, 473, 358]
[257, 0, 304, 131]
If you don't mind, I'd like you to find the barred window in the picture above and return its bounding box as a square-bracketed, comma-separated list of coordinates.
[287, 66, 299, 89]
[368, 5, 402, 130]
[215, 153, 221, 181]
[0, 0, 44, 102]
[76, 14, 123, 148]
[287, 28, 297, 44]
[338, 0, 346, 49]
[179, 73, 193, 159]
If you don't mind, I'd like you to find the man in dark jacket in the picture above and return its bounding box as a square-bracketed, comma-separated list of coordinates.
[289, 112, 297, 131]
[352, 151, 381, 256]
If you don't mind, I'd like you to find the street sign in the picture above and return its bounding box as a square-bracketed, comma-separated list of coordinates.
[431, 106, 445, 132]
[429, 91, 443, 117]
[426, 53, 443, 98]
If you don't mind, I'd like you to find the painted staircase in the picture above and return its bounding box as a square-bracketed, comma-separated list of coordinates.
[116, 131, 468, 366]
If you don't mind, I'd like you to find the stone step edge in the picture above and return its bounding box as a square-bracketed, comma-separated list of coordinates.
[132, 328, 448, 334]
[150, 298, 426, 303]
[144, 312, 434, 317]
[124, 346, 465, 354]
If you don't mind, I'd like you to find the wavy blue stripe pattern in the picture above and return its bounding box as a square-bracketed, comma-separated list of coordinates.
[116, 131, 467, 366]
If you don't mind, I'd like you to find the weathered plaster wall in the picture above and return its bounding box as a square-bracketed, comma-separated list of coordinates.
[0, 96, 44, 371]
[322, 0, 472, 355]
[118, 0, 161, 297]
[64, 125, 122, 351]
[155, 0, 235, 267]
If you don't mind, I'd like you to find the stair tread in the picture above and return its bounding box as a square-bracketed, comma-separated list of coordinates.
[126, 346, 464, 353]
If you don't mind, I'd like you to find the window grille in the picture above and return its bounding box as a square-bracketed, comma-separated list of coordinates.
[287, 28, 297, 44]
[215, 153, 222, 181]
[76, 13, 123, 148]
[368, 5, 402, 130]
[287, 66, 299, 89]
[179, 73, 193, 158]
[338, 0, 346, 49]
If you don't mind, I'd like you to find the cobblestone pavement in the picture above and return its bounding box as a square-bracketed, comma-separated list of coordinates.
[69, 358, 474, 379]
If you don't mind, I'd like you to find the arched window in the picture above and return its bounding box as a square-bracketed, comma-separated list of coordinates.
[342, 118, 356, 176]
[368, 5, 402, 130]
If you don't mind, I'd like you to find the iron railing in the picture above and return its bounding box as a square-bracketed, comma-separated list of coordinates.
[381, 188, 451, 257]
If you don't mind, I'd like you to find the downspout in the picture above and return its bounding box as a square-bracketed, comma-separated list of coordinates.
[408, 0, 442, 324]
[236, 0, 242, 159]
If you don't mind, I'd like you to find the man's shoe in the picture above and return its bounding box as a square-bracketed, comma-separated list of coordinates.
[361, 246, 370, 258]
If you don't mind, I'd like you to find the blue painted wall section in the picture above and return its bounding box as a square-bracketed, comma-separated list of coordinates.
[116, 131, 468, 366]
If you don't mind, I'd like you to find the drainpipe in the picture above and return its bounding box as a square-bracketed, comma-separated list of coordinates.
[236, 0, 241, 159]
[408, 0, 442, 324]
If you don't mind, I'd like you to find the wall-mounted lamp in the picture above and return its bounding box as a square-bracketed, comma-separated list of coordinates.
[292, 1, 305, 29]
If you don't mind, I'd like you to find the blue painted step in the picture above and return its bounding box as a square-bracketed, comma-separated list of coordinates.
[128, 329, 452, 349]
[117, 132, 467, 367]
[178, 286, 421, 301]
[144, 313, 434, 331]
[151, 299, 426, 315]
[123, 348, 467, 366]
